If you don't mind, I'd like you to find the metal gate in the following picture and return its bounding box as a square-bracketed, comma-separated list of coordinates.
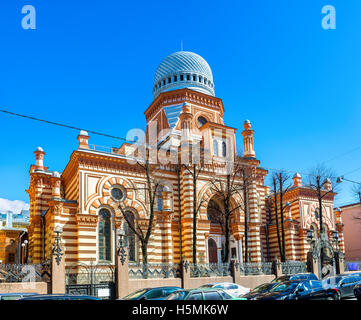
[65, 261, 115, 299]
[311, 235, 336, 279]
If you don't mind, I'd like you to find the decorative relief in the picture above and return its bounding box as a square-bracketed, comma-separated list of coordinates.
[76, 214, 98, 227]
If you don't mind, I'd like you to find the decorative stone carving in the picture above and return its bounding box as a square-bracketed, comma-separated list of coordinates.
[76, 214, 98, 227]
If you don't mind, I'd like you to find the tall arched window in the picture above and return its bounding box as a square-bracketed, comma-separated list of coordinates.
[222, 141, 227, 157]
[157, 186, 164, 211]
[98, 208, 111, 261]
[213, 139, 219, 156]
[124, 211, 137, 262]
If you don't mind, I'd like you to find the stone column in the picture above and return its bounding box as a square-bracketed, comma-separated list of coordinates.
[248, 180, 262, 263]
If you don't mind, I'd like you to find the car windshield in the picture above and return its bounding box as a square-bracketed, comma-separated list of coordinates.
[251, 283, 273, 293]
[123, 289, 148, 299]
[166, 291, 190, 300]
[270, 281, 300, 292]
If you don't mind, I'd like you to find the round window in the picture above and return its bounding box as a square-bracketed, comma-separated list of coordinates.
[197, 116, 207, 127]
[111, 187, 124, 200]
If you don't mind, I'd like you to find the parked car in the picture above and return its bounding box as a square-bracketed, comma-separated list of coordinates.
[0, 293, 38, 300]
[198, 282, 250, 297]
[122, 287, 182, 300]
[323, 275, 361, 299]
[353, 283, 361, 300]
[20, 294, 100, 300]
[241, 282, 279, 299]
[254, 280, 337, 300]
[166, 288, 247, 300]
[271, 273, 318, 283]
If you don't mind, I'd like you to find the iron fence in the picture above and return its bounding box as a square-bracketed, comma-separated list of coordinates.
[238, 262, 273, 275]
[281, 261, 307, 275]
[128, 263, 181, 279]
[0, 261, 51, 283]
[189, 263, 231, 277]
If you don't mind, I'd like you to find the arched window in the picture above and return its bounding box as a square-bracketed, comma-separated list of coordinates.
[98, 208, 111, 261]
[222, 141, 227, 157]
[124, 211, 137, 262]
[157, 186, 164, 211]
[213, 139, 219, 156]
[197, 116, 207, 127]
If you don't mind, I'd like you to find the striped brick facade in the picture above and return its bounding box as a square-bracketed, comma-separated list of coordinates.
[26, 89, 274, 266]
[263, 175, 345, 262]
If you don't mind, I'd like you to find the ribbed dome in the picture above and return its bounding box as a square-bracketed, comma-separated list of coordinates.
[153, 51, 215, 99]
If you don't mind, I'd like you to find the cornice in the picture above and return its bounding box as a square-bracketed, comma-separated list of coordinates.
[144, 88, 224, 121]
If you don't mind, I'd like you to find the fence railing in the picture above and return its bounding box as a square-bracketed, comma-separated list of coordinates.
[281, 261, 307, 275]
[0, 262, 51, 283]
[238, 262, 273, 275]
[189, 263, 231, 277]
[128, 263, 181, 279]
[344, 261, 361, 272]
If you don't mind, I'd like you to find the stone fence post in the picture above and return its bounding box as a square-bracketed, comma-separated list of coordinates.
[231, 260, 241, 285]
[182, 260, 190, 289]
[334, 251, 344, 275]
[115, 247, 129, 299]
[51, 252, 65, 294]
[272, 259, 282, 278]
[307, 252, 320, 279]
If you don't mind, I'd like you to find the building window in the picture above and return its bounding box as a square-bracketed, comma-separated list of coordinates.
[213, 139, 219, 156]
[193, 75, 196, 81]
[174, 75, 177, 82]
[124, 211, 137, 262]
[157, 187, 164, 211]
[197, 116, 207, 127]
[8, 253, 15, 263]
[98, 208, 111, 261]
[163, 80, 165, 86]
[111, 187, 124, 201]
[180, 74, 184, 81]
[222, 141, 227, 157]
[168, 77, 171, 84]
[187, 74, 190, 80]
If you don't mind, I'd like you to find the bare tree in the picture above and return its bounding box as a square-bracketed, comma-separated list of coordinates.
[270, 171, 297, 262]
[182, 161, 207, 264]
[306, 164, 339, 268]
[207, 157, 255, 263]
[117, 158, 161, 265]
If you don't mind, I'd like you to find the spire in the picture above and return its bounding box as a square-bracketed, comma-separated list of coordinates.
[241, 120, 256, 158]
[34, 147, 45, 170]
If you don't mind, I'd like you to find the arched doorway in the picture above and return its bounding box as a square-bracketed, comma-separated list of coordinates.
[208, 238, 218, 263]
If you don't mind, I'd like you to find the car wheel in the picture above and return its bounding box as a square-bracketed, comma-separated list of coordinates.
[333, 292, 340, 300]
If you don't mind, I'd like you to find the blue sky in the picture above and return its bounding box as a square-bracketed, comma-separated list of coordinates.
[0, 0, 360, 208]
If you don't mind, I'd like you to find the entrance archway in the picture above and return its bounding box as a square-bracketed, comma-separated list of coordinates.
[208, 238, 218, 263]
